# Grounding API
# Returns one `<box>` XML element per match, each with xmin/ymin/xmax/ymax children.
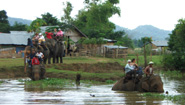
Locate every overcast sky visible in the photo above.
<box><xmin>1</xmin><ymin>0</ymin><xmax>185</xmax><ymax>30</ymax></box>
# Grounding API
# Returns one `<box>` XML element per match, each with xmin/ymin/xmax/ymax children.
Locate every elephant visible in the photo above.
<box><xmin>45</xmin><ymin>38</ymin><xmax>58</xmax><ymax>64</ymax></box>
<box><xmin>27</xmin><ymin>64</ymin><xmax>45</xmax><ymax>81</ymax></box>
<box><xmin>112</xmin><ymin>75</ymin><xmax>164</xmax><ymax>93</ymax></box>
<box><xmin>56</xmin><ymin>39</ymin><xmax>64</xmax><ymax>63</ymax></box>
<box><xmin>24</xmin><ymin>39</ymin><xmax>49</xmax><ymax>73</ymax></box>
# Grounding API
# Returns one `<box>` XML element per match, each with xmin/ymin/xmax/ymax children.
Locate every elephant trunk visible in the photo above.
<box><xmin>32</xmin><ymin>65</ymin><xmax>40</xmax><ymax>81</ymax></box>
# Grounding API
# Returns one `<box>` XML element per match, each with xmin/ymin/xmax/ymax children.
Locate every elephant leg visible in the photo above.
<box><xmin>53</xmin><ymin>56</ymin><xmax>56</xmax><ymax>63</ymax></box>
<box><xmin>56</xmin><ymin>56</ymin><xmax>59</xmax><ymax>63</ymax></box>
<box><xmin>60</xmin><ymin>54</ymin><xmax>63</xmax><ymax>63</ymax></box>
<box><xmin>48</xmin><ymin>55</ymin><xmax>51</xmax><ymax>64</ymax></box>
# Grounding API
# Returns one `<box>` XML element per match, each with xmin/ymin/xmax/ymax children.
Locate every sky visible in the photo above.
<box><xmin>1</xmin><ymin>0</ymin><xmax>185</xmax><ymax>31</ymax></box>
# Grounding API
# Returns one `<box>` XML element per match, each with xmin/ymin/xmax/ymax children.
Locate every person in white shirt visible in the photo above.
<box><xmin>36</xmin><ymin>51</ymin><xmax>44</xmax><ymax>63</ymax></box>
<box><xmin>38</xmin><ymin>33</ymin><xmax>45</xmax><ymax>44</ymax></box>
<box><xmin>125</xmin><ymin>59</ymin><xmax>134</xmax><ymax>74</ymax></box>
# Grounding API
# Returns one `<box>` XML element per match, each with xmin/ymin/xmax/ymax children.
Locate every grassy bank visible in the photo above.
<box><xmin>0</xmin><ymin>55</ymin><xmax>163</xmax><ymax>67</ymax></box>
<box><xmin>142</xmin><ymin>93</ymin><xmax>185</xmax><ymax>104</ymax></box>
<box><xmin>20</xmin><ymin>78</ymin><xmax>108</xmax><ymax>90</ymax></box>
<box><xmin>46</xmin><ymin>68</ymin><xmax>124</xmax><ymax>82</ymax></box>
<box><xmin>0</xmin><ymin>56</ymin><xmax>163</xmax><ymax>81</ymax></box>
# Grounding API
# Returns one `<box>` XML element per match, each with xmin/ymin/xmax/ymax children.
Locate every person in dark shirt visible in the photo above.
<box><xmin>27</xmin><ymin>50</ymin><xmax>36</xmax><ymax>67</ymax></box>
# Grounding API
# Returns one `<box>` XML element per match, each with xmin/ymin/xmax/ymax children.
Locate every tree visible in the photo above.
<box><xmin>0</xmin><ymin>10</ymin><xmax>10</xmax><ymax>33</ymax></box>
<box><xmin>167</xmin><ymin>19</ymin><xmax>185</xmax><ymax>71</ymax></box>
<box><xmin>10</xmin><ymin>22</ymin><xmax>27</xmax><ymax>31</ymax></box>
<box><xmin>27</xmin><ymin>18</ymin><xmax>47</xmax><ymax>33</ymax></box>
<box><xmin>74</xmin><ymin>0</ymin><xmax>120</xmax><ymax>38</ymax></box>
<box><xmin>61</xmin><ymin>1</ymin><xmax>73</xmax><ymax>24</ymax></box>
<box><xmin>41</xmin><ymin>12</ymin><xmax>59</xmax><ymax>26</ymax></box>
<box><xmin>141</xmin><ymin>37</ymin><xmax>152</xmax><ymax>67</ymax></box>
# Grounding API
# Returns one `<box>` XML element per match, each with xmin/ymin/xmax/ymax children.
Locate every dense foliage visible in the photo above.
<box><xmin>163</xmin><ymin>19</ymin><xmax>185</xmax><ymax>71</ymax></box>
<box><xmin>41</xmin><ymin>12</ymin><xmax>59</xmax><ymax>26</ymax></box>
<box><xmin>0</xmin><ymin>10</ymin><xmax>10</xmax><ymax>33</ymax></box>
<box><xmin>10</xmin><ymin>22</ymin><xmax>27</xmax><ymax>31</ymax></box>
<box><xmin>74</xmin><ymin>0</ymin><xmax>120</xmax><ymax>38</ymax></box>
<box><xmin>27</xmin><ymin>18</ymin><xmax>47</xmax><ymax>33</ymax></box>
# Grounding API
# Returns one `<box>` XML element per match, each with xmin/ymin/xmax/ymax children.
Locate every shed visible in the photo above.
<box><xmin>104</xmin><ymin>45</ymin><xmax>128</xmax><ymax>58</ymax></box>
<box><xmin>0</xmin><ymin>33</ymin><xmax>31</xmax><ymax>53</ymax></box>
<box><xmin>64</xmin><ymin>25</ymin><xmax>88</xmax><ymax>42</ymax></box>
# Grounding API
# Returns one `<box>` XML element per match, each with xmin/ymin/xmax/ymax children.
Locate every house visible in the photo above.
<box><xmin>103</xmin><ymin>38</ymin><xmax>117</xmax><ymax>46</ymax></box>
<box><xmin>104</xmin><ymin>45</ymin><xmax>128</xmax><ymax>58</ymax></box>
<box><xmin>151</xmin><ymin>40</ymin><xmax>168</xmax><ymax>52</ymax></box>
<box><xmin>64</xmin><ymin>25</ymin><xmax>88</xmax><ymax>42</ymax></box>
<box><xmin>0</xmin><ymin>32</ymin><xmax>31</xmax><ymax>56</ymax></box>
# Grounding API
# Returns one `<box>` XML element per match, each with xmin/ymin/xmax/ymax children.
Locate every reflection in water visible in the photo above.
<box><xmin>0</xmin><ymin>73</ymin><xmax>184</xmax><ymax>105</ymax></box>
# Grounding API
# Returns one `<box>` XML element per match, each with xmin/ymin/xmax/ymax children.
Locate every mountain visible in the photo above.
<box><xmin>8</xmin><ymin>17</ymin><xmax>32</xmax><ymax>26</ymax></box>
<box><xmin>115</xmin><ymin>25</ymin><xmax>172</xmax><ymax>40</ymax></box>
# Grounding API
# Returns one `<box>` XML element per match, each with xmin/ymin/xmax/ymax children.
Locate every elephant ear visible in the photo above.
<box><xmin>142</xmin><ymin>82</ymin><xmax>149</xmax><ymax>91</ymax></box>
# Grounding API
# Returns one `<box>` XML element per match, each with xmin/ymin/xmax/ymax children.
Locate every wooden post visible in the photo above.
<box><xmin>144</xmin><ymin>44</ymin><xmax>147</xmax><ymax>68</ymax></box>
<box><xmin>136</xmin><ymin>54</ymin><xmax>139</xmax><ymax>64</ymax></box>
<box><xmin>150</xmin><ymin>43</ymin><xmax>152</xmax><ymax>61</ymax></box>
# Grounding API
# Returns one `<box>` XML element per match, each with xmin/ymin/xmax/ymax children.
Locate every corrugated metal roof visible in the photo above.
<box><xmin>152</xmin><ymin>41</ymin><xmax>168</xmax><ymax>47</ymax></box>
<box><xmin>104</xmin><ymin>45</ymin><xmax>128</xmax><ymax>49</ymax></box>
<box><xmin>103</xmin><ymin>38</ymin><xmax>117</xmax><ymax>42</ymax></box>
<box><xmin>0</xmin><ymin>33</ymin><xmax>31</xmax><ymax>46</ymax></box>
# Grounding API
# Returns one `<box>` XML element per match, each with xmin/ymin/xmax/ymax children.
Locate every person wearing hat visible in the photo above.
<box><xmin>144</xmin><ymin>61</ymin><xmax>154</xmax><ymax>77</ymax></box>
<box><xmin>38</xmin><ymin>33</ymin><xmax>45</xmax><ymax>44</ymax></box>
<box><xmin>56</xmin><ymin>28</ymin><xmax>63</xmax><ymax>37</ymax></box>
<box><xmin>125</xmin><ymin>59</ymin><xmax>134</xmax><ymax>74</ymax></box>
<box><xmin>32</xmin><ymin>53</ymin><xmax>40</xmax><ymax>65</ymax></box>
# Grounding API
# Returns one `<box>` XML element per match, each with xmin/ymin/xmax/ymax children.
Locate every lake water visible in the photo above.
<box><xmin>0</xmin><ymin>73</ymin><xmax>184</xmax><ymax>105</ymax></box>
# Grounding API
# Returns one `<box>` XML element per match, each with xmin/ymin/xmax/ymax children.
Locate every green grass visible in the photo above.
<box><xmin>160</xmin><ymin>70</ymin><xmax>183</xmax><ymax>78</ymax></box>
<box><xmin>47</xmin><ymin>68</ymin><xmax>125</xmax><ymax>80</ymax></box>
<box><xmin>0</xmin><ymin>81</ymin><xmax>3</xmax><ymax>85</ymax></box>
<box><xmin>24</xmin><ymin>78</ymin><xmax>73</xmax><ymax>88</ymax></box>
<box><xmin>0</xmin><ymin>55</ymin><xmax>163</xmax><ymax>67</ymax></box>
<box><xmin>0</xmin><ymin>58</ymin><xmax>24</xmax><ymax>68</ymax></box>
<box><xmin>142</xmin><ymin>93</ymin><xmax>185</xmax><ymax>104</ymax></box>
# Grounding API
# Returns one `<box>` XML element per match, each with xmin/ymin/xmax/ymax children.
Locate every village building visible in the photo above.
<box><xmin>0</xmin><ymin>31</ymin><xmax>32</xmax><ymax>58</ymax></box>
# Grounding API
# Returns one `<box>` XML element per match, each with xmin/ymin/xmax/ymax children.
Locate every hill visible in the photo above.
<box><xmin>115</xmin><ymin>25</ymin><xmax>172</xmax><ymax>40</ymax></box>
<box><xmin>8</xmin><ymin>17</ymin><xmax>32</xmax><ymax>26</ymax></box>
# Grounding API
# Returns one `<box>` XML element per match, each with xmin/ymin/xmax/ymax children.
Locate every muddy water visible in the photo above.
<box><xmin>0</xmin><ymin>75</ymin><xmax>184</xmax><ymax>105</ymax></box>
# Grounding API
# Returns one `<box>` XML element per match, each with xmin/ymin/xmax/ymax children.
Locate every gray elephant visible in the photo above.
<box><xmin>27</xmin><ymin>64</ymin><xmax>45</xmax><ymax>81</ymax></box>
<box><xmin>56</xmin><ymin>39</ymin><xmax>64</xmax><ymax>63</ymax></box>
<box><xmin>45</xmin><ymin>38</ymin><xmax>58</xmax><ymax>64</ymax></box>
<box><xmin>112</xmin><ymin>75</ymin><xmax>164</xmax><ymax>93</ymax></box>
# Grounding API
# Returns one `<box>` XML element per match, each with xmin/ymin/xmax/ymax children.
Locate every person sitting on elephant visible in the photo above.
<box><xmin>125</xmin><ymin>59</ymin><xmax>134</xmax><ymax>74</ymax></box>
<box><xmin>36</xmin><ymin>51</ymin><xmax>44</xmax><ymax>64</ymax></box>
<box><xmin>38</xmin><ymin>33</ymin><xmax>45</xmax><ymax>44</ymax></box>
<box><xmin>27</xmin><ymin>50</ymin><xmax>36</xmax><ymax>67</ymax></box>
<box><xmin>27</xmin><ymin>38</ymin><xmax>33</xmax><ymax>48</ymax></box>
<box><xmin>45</xmin><ymin>32</ymin><xmax>53</xmax><ymax>39</ymax></box>
<box><xmin>56</xmin><ymin>28</ymin><xmax>63</xmax><ymax>37</ymax></box>
<box><xmin>33</xmin><ymin>33</ymin><xmax>39</xmax><ymax>40</ymax></box>
<box><xmin>130</xmin><ymin>58</ymin><xmax>143</xmax><ymax>76</ymax></box>
<box><xmin>32</xmin><ymin>54</ymin><xmax>40</xmax><ymax>65</ymax></box>
<box><xmin>144</xmin><ymin>61</ymin><xmax>154</xmax><ymax>77</ymax></box>
<box><xmin>124</xmin><ymin>59</ymin><xmax>135</xmax><ymax>83</ymax></box>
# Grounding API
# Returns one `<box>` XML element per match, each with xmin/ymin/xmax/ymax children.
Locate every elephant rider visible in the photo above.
<box><xmin>27</xmin><ymin>50</ymin><xmax>36</xmax><ymax>67</ymax></box>
<box><xmin>36</xmin><ymin>50</ymin><xmax>44</xmax><ymax>64</ymax></box>
<box><xmin>32</xmin><ymin>54</ymin><xmax>40</xmax><ymax>65</ymax></box>
<box><xmin>130</xmin><ymin>58</ymin><xmax>143</xmax><ymax>77</ymax></box>
<box><xmin>56</xmin><ymin>28</ymin><xmax>63</xmax><ymax>37</ymax></box>
<box><xmin>144</xmin><ymin>61</ymin><xmax>154</xmax><ymax>77</ymax></box>
<box><xmin>38</xmin><ymin>33</ymin><xmax>45</xmax><ymax>44</ymax></box>
<box><xmin>124</xmin><ymin>59</ymin><xmax>135</xmax><ymax>83</ymax></box>
<box><xmin>125</xmin><ymin>59</ymin><xmax>134</xmax><ymax>74</ymax></box>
